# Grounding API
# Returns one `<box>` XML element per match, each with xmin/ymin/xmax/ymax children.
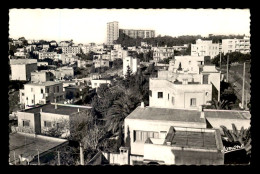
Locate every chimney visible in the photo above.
<box><xmin>140</xmin><ymin>102</ymin><xmax>145</xmax><ymax>108</ymax></box>
<box><xmin>199</xmin><ymin>106</ymin><xmax>205</xmax><ymax>118</ymax></box>
<box><xmin>166</xmin><ymin>141</ymin><xmax>171</xmax><ymax>146</ymax></box>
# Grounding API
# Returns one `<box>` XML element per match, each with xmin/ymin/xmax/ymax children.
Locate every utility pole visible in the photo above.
<box><xmin>79</xmin><ymin>142</ymin><xmax>84</xmax><ymax>165</ymax></box>
<box><xmin>245</xmin><ymin>90</ymin><xmax>248</xmax><ymax>110</ymax></box>
<box><xmin>14</xmin><ymin>151</ymin><xmax>16</xmax><ymax>165</ymax></box>
<box><xmin>57</xmin><ymin>151</ymin><xmax>61</xmax><ymax>165</ymax></box>
<box><xmin>226</xmin><ymin>55</ymin><xmax>229</xmax><ymax>82</ymax></box>
<box><xmin>37</xmin><ymin>149</ymin><xmax>40</xmax><ymax>165</ymax></box>
<box><xmin>242</xmin><ymin>62</ymin><xmax>246</xmax><ymax>109</ymax></box>
<box><xmin>219</xmin><ymin>52</ymin><xmax>222</xmax><ymax>70</ymax></box>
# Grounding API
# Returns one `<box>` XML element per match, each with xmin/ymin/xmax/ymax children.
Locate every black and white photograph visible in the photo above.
<box><xmin>8</xmin><ymin>8</ymin><xmax>251</xmax><ymax>165</ymax></box>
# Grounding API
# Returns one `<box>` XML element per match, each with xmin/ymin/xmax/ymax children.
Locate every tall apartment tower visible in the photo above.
<box><xmin>107</xmin><ymin>21</ymin><xmax>119</xmax><ymax>45</ymax></box>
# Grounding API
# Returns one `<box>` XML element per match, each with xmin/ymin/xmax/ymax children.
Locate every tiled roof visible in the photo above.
<box><xmin>126</xmin><ymin>106</ymin><xmax>205</xmax><ymax>123</ymax></box>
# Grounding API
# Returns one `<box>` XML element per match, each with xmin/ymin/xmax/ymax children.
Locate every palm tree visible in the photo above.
<box><xmin>209</xmin><ymin>98</ymin><xmax>234</xmax><ymax>110</ymax></box>
<box><xmin>220</xmin><ymin>124</ymin><xmax>251</xmax><ymax>156</ymax></box>
<box><xmin>104</xmin><ymin>91</ymin><xmax>139</xmax><ymax>136</ymax></box>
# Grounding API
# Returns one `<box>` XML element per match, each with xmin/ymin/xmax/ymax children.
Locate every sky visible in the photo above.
<box><xmin>9</xmin><ymin>9</ymin><xmax>250</xmax><ymax>45</ymax></box>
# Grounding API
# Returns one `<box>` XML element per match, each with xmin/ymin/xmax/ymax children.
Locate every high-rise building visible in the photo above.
<box><xmin>107</xmin><ymin>21</ymin><xmax>119</xmax><ymax>45</ymax></box>
<box><xmin>119</xmin><ymin>29</ymin><xmax>155</xmax><ymax>39</ymax></box>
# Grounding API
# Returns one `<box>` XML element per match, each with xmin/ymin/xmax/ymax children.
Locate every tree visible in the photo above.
<box><xmin>104</xmin><ymin>91</ymin><xmax>140</xmax><ymax>136</ymax></box>
<box><xmin>220</xmin><ymin>124</ymin><xmax>251</xmax><ymax>157</ymax></box>
<box><xmin>207</xmin><ymin>98</ymin><xmax>234</xmax><ymax>110</ymax></box>
<box><xmin>82</xmin><ymin>123</ymin><xmax>105</xmax><ymax>150</ymax></box>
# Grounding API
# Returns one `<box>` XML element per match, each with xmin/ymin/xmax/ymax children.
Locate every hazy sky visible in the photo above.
<box><xmin>9</xmin><ymin>9</ymin><xmax>250</xmax><ymax>44</ymax></box>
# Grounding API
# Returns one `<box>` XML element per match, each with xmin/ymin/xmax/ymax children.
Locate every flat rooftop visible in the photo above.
<box><xmin>22</xmin><ymin>103</ymin><xmax>91</xmax><ymax>115</ymax></box>
<box><xmin>168</xmin><ymin>130</ymin><xmax>217</xmax><ymax>150</ymax></box>
<box><xmin>10</xmin><ymin>59</ymin><xmax>37</xmax><ymax>65</ymax></box>
<box><xmin>147</xmin><ymin>126</ymin><xmax>221</xmax><ymax>150</ymax></box>
<box><xmin>24</xmin><ymin>81</ymin><xmax>62</xmax><ymax>86</ymax></box>
<box><xmin>126</xmin><ymin>106</ymin><xmax>205</xmax><ymax>124</ymax></box>
<box><xmin>9</xmin><ymin>132</ymin><xmax>68</xmax><ymax>164</ymax></box>
<box><xmin>204</xmin><ymin>109</ymin><xmax>251</xmax><ymax>120</ymax></box>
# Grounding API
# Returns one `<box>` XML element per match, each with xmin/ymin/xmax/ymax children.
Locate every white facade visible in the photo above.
<box><xmin>39</xmin><ymin>52</ymin><xmax>57</xmax><ymax>60</ymax></box>
<box><xmin>60</xmin><ymin>46</ymin><xmax>81</xmax><ymax>55</ymax></box>
<box><xmin>149</xmin><ymin>56</ymin><xmax>221</xmax><ymax>109</ymax></box>
<box><xmin>120</xmin><ymin>29</ymin><xmax>155</xmax><ymax>39</ymax></box>
<box><xmin>111</xmin><ymin>49</ymin><xmax>127</xmax><ymax>61</ymax></box>
<box><xmin>123</xmin><ymin>56</ymin><xmax>140</xmax><ymax>76</ymax></box>
<box><xmin>10</xmin><ymin>59</ymin><xmax>37</xmax><ymax>81</ymax></box>
<box><xmin>94</xmin><ymin>59</ymin><xmax>110</xmax><ymax>68</ymax></box>
<box><xmin>221</xmin><ymin>36</ymin><xmax>250</xmax><ymax>55</ymax></box>
<box><xmin>152</xmin><ymin>47</ymin><xmax>174</xmax><ymax>62</ymax></box>
<box><xmin>107</xmin><ymin>21</ymin><xmax>119</xmax><ymax>45</ymax></box>
<box><xmin>19</xmin><ymin>81</ymin><xmax>64</xmax><ymax>108</ymax></box>
<box><xmin>31</xmin><ymin>71</ymin><xmax>54</xmax><ymax>83</ymax></box>
<box><xmin>91</xmin><ymin>79</ymin><xmax>112</xmax><ymax>89</ymax></box>
<box><xmin>191</xmin><ymin>39</ymin><xmax>220</xmax><ymax>59</ymax></box>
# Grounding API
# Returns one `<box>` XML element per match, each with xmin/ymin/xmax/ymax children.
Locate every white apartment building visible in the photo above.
<box><xmin>111</xmin><ymin>49</ymin><xmax>128</xmax><ymax>61</ymax></box>
<box><xmin>38</xmin><ymin>52</ymin><xmax>57</xmax><ymax>60</ymax></box>
<box><xmin>152</xmin><ymin>47</ymin><xmax>175</xmax><ymax>62</ymax></box>
<box><xmin>107</xmin><ymin>21</ymin><xmax>119</xmax><ymax>45</ymax></box>
<box><xmin>31</xmin><ymin>71</ymin><xmax>55</xmax><ymax>83</ymax></box>
<box><xmin>91</xmin><ymin>78</ymin><xmax>112</xmax><ymax>89</ymax></box>
<box><xmin>149</xmin><ymin>56</ymin><xmax>221</xmax><ymax>109</ymax></box>
<box><xmin>191</xmin><ymin>39</ymin><xmax>220</xmax><ymax>59</ymax></box>
<box><xmin>10</xmin><ymin>59</ymin><xmax>37</xmax><ymax>81</ymax></box>
<box><xmin>19</xmin><ymin>81</ymin><xmax>64</xmax><ymax>109</ymax></box>
<box><xmin>123</xmin><ymin>56</ymin><xmax>140</xmax><ymax>76</ymax></box>
<box><xmin>119</xmin><ymin>29</ymin><xmax>155</xmax><ymax>39</ymax></box>
<box><xmin>60</xmin><ymin>46</ymin><xmax>81</xmax><ymax>55</ymax></box>
<box><xmin>93</xmin><ymin>59</ymin><xmax>110</xmax><ymax>68</ymax></box>
<box><xmin>221</xmin><ymin>36</ymin><xmax>250</xmax><ymax>55</ymax></box>
<box><xmin>55</xmin><ymin>66</ymin><xmax>74</xmax><ymax>79</ymax></box>
<box><xmin>123</xmin><ymin>105</ymin><xmax>225</xmax><ymax>165</ymax></box>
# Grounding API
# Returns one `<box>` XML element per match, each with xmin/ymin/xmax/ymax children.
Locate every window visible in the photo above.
<box><xmin>56</xmin><ymin>86</ymin><xmax>59</xmax><ymax>93</ymax></box>
<box><xmin>44</xmin><ymin>121</ymin><xmax>52</xmax><ymax>128</ymax></box>
<box><xmin>158</xmin><ymin>92</ymin><xmax>163</xmax><ymax>98</ymax></box>
<box><xmin>31</xmin><ymin>88</ymin><xmax>33</xmax><ymax>92</ymax></box>
<box><xmin>41</xmin><ymin>89</ymin><xmax>43</xmax><ymax>94</ymax></box>
<box><xmin>21</xmin><ymin>93</ymin><xmax>24</xmax><ymax>96</ymax></box>
<box><xmin>32</xmin><ymin>100</ymin><xmax>34</xmax><ymax>104</ymax></box>
<box><xmin>190</xmin><ymin>98</ymin><xmax>196</xmax><ymax>106</ymax></box>
<box><xmin>168</xmin><ymin>93</ymin><xmax>169</xmax><ymax>100</ymax></box>
<box><xmin>23</xmin><ymin>120</ymin><xmax>30</xmax><ymax>127</ymax></box>
<box><xmin>172</xmin><ymin>97</ymin><xmax>175</xmax><ymax>105</ymax></box>
<box><xmin>149</xmin><ymin>90</ymin><xmax>152</xmax><ymax>97</ymax></box>
<box><xmin>53</xmin><ymin>87</ymin><xmax>55</xmax><ymax>93</ymax></box>
<box><xmin>46</xmin><ymin>87</ymin><xmax>49</xmax><ymax>93</ymax></box>
<box><xmin>134</xmin><ymin>130</ymin><xmax>159</xmax><ymax>142</ymax></box>
<box><xmin>203</xmin><ymin>75</ymin><xmax>209</xmax><ymax>84</ymax></box>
